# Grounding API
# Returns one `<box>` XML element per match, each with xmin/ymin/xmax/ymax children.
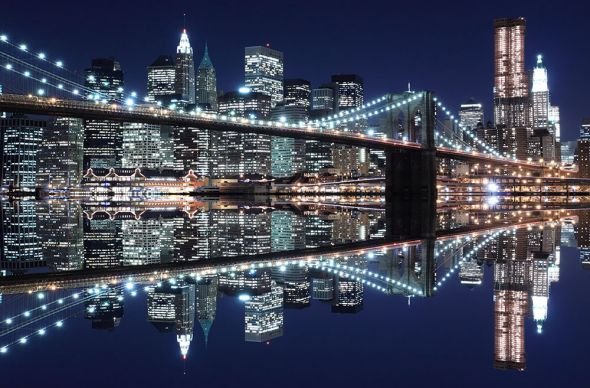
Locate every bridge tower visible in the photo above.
<box><xmin>385</xmin><ymin>90</ymin><xmax>436</xmax><ymax>241</ymax></box>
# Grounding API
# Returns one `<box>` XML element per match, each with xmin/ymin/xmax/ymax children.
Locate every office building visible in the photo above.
<box><xmin>244</xmin><ymin>282</ymin><xmax>284</xmax><ymax>342</ymax></box>
<box><xmin>196</xmin><ymin>277</ymin><xmax>218</xmax><ymax>345</ymax></box>
<box><xmin>0</xmin><ymin>201</ymin><xmax>44</xmax><ymax>275</ymax></box>
<box><xmin>121</xmin><ymin>122</ymin><xmax>162</xmax><ymax>169</ymax></box>
<box><xmin>37</xmin><ymin>117</ymin><xmax>84</xmax><ymax>189</ymax></box>
<box><xmin>84</xmin><ymin>286</ymin><xmax>124</xmax><ymax>330</ymax></box>
<box><xmin>196</xmin><ymin>43</ymin><xmax>218</xmax><ymax>111</ymax></box>
<box><xmin>83</xmin><ymin>58</ymin><xmax>124</xmax><ymax>169</ymax></box>
<box><xmin>332</xmin><ymin>276</ymin><xmax>363</xmax><ymax>313</ymax></box>
<box><xmin>174</xmin><ymin>29</ymin><xmax>196</xmax><ymax>105</ymax></box>
<box><xmin>284</xmin><ymin>79</ymin><xmax>311</xmax><ymax>109</ymax></box>
<box><xmin>245</xmin><ymin>45</ymin><xmax>284</xmax><ymax>107</ymax></box>
<box><xmin>332</xmin><ymin>74</ymin><xmax>364</xmax><ymax>113</ymax></box>
<box><xmin>459</xmin><ymin>100</ymin><xmax>484</xmax><ymax>131</ymax></box>
<box><xmin>147</xmin><ymin>55</ymin><xmax>176</xmax><ymax>103</ymax></box>
<box><xmin>494</xmin><ymin>18</ymin><xmax>529</xmax><ymax>128</ymax></box>
<box><xmin>531</xmin><ymin>55</ymin><xmax>549</xmax><ymax>129</ymax></box>
<box><xmin>1</xmin><ymin>114</ymin><xmax>45</xmax><ymax>192</ymax></box>
<box><xmin>578</xmin><ymin>120</ymin><xmax>590</xmax><ymax>178</ymax></box>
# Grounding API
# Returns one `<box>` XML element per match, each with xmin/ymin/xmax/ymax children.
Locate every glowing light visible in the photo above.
<box><xmin>238</xmin><ymin>294</ymin><xmax>251</xmax><ymax>301</ymax></box>
<box><xmin>37</xmin><ymin>89</ymin><xmax>45</xmax><ymax>96</ymax></box>
<box><xmin>38</xmin><ymin>52</ymin><xmax>46</xmax><ymax>59</ymax></box>
<box><xmin>24</xmin><ymin>71</ymin><xmax>30</xmax><ymax>77</ymax></box>
<box><xmin>37</xmin><ymin>292</ymin><xmax>45</xmax><ymax>299</ymax></box>
<box><xmin>19</xmin><ymin>338</ymin><xmax>27</xmax><ymax>344</ymax></box>
<box><xmin>55</xmin><ymin>321</ymin><xmax>63</xmax><ymax>327</ymax></box>
<box><xmin>238</xmin><ymin>86</ymin><xmax>251</xmax><ymax>94</ymax></box>
<box><xmin>0</xmin><ymin>347</ymin><xmax>6</xmax><ymax>354</ymax></box>
<box><xmin>56</xmin><ymin>60</ymin><xmax>63</xmax><ymax>68</ymax></box>
<box><xmin>5</xmin><ymin>318</ymin><xmax>12</xmax><ymax>325</ymax></box>
<box><xmin>38</xmin><ymin>328</ymin><xmax>46</xmax><ymax>336</ymax></box>
<box><xmin>0</xmin><ymin>35</ymin><xmax>7</xmax><ymax>42</ymax></box>
<box><xmin>5</xmin><ymin>63</ymin><xmax>12</xmax><ymax>70</ymax></box>
<box><xmin>19</xmin><ymin>44</ymin><xmax>27</xmax><ymax>51</ymax></box>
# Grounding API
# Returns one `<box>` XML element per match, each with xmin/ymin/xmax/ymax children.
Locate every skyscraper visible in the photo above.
<box><xmin>121</xmin><ymin>122</ymin><xmax>162</xmax><ymax>169</ymax></box>
<box><xmin>147</xmin><ymin>55</ymin><xmax>176</xmax><ymax>103</ymax></box>
<box><xmin>459</xmin><ymin>100</ymin><xmax>484</xmax><ymax>130</ymax></box>
<box><xmin>37</xmin><ymin>117</ymin><xmax>84</xmax><ymax>189</ymax></box>
<box><xmin>244</xmin><ymin>282</ymin><xmax>284</xmax><ymax>342</ymax></box>
<box><xmin>577</xmin><ymin>119</ymin><xmax>590</xmax><ymax>178</ymax></box>
<box><xmin>1</xmin><ymin>114</ymin><xmax>45</xmax><ymax>192</ymax></box>
<box><xmin>332</xmin><ymin>74</ymin><xmax>364</xmax><ymax>113</ymax></box>
<box><xmin>83</xmin><ymin>58</ymin><xmax>124</xmax><ymax>169</ymax></box>
<box><xmin>245</xmin><ymin>45</ymin><xmax>284</xmax><ymax>107</ymax></box>
<box><xmin>284</xmin><ymin>79</ymin><xmax>311</xmax><ymax>109</ymax></box>
<box><xmin>174</xmin><ymin>29</ymin><xmax>196</xmax><ymax>105</ymax></box>
<box><xmin>196</xmin><ymin>43</ymin><xmax>218</xmax><ymax>111</ymax></box>
<box><xmin>196</xmin><ymin>277</ymin><xmax>218</xmax><ymax>346</ymax></box>
<box><xmin>494</xmin><ymin>17</ymin><xmax>529</xmax><ymax>128</ymax></box>
<box><xmin>531</xmin><ymin>55</ymin><xmax>549</xmax><ymax>129</ymax></box>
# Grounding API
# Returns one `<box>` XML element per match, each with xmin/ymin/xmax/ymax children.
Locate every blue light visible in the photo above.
<box><xmin>125</xmin><ymin>98</ymin><xmax>134</xmax><ymax>106</ymax></box>
<box><xmin>0</xmin><ymin>35</ymin><xmax>7</xmax><ymax>42</ymax></box>
<box><xmin>38</xmin><ymin>52</ymin><xmax>45</xmax><ymax>59</ymax></box>
<box><xmin>238</xmin><ymin>86</ymin><xmax>251</xmax><ymax>94</ymax></box>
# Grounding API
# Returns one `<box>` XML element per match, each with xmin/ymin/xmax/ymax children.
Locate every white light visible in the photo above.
<box><xmin>0</xmin><ymin>35</ymin><xmax>7</xmax><ymax>42</ymax></box>
<box><xmin>125</xmin><ymin>98</ymin><xmax>134</xmax><ymax>106</ymax></box>
<box><xmin>24</xmin><ymin>71</ymin><xmax>30</xmax><ymax>77</ymax></box>
<box><xmin>5</xmin><ymin>63</ymin><xmax>12</xmax><ymax>70</ymax></box>
<box><xmin>0</xmin><ymin>347</ymin><xmax>6</xmax><ymax>354</ymax></box>
<box><xmin>56</xmin><ymin>321</ymin><xmax>63</xmax><ymax>327</ymax></box>
<box><xmin>38</xmin><ymin>53</ymin><xmax>46</xmax><ymax>60</ymax></box>
<box><xmin>56</xmin><ymin>61</ymin><xmax>63</xmax><ymax>68</ymax></box>
<box><xmin>72</xmin><ymin>89</ymin><xmax>79</xmax><ymax>95</ymax></box>
<box><xmin>24</xmin><ymin>311</ymin><xmax>30</xmax><ymax>317</ymax></box>
<box><xmin>125</xmin><ymin>282</ymin><xmax>134</xmax><ymax>290</ymax></box>
<box><xmin>19</xmin><ymin>338</ymin><xmax>27</xmax><ymax>344</ymax></box>
<box><xmin>37</xmin><ymin>292</ymin><xmax>45</xmax><ymax>299</ymax></box>
<box><xmin>58</xmin><ymin>84</ymin><xmax>63</xmax><ymax>89</ymax></box>
<box><xmin>38</xmin><ymin>328</ymin><xmax>46</xmax><ymax>336</ymax></box>
<box><xmin>238</xmin><ymin>294</ymin><xmax>251</xmax><ymax>301</ymax></box>
<box><xmin>131</xmin><ymin>291</ymin><xmax>137</xmax><ymax>297</ymax></box>
<box><xmin>37</xmin><ymin>89</ymin><xmax>45</xmax><ymax>96</ymax></box>
<box><xmin>73</xmin><ymin>293</ymin><xmax>79</xmax><ymax>299</ymax></box>
<box><xmin>19</xmin><ymin>44</ymin><xmax>27</xmax><ymax>51</ymax></box>
<box><xmin>5</xmin><ymin>318</ymin><xmax>12</xmax><ymax>325</ymax></box>
<box><xmin>130</xmin><ymin>91</ymin><xmax>137</xmax><ymax>98</ymax></box>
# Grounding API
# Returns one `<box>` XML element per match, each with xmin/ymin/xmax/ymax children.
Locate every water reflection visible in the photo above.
<box><xmin>0</xmin><ymin>199</ymin><xmax>589</xmax><ymax>379</ymax></box>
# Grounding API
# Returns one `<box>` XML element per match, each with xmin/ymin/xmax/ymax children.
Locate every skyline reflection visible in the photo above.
<box><xmin>0</xmin><ymin>200</ymin><xmax>589</xmax><ymax>381</ymax></box>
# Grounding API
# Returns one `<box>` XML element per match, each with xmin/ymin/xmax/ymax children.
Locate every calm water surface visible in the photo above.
<box><xmin>0</xmin><ymin>198</ymin><xmax>588</xmax><ymax>387</ymax></box>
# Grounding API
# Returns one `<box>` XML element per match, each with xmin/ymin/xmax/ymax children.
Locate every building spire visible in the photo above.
<box><xmin>198</xmin><ymin>42</ymin><xmax>214</xmax><ymax>69</ymax></box>
<box><xmin>177</xmin><ymin>28</ymin><xmax>193</xmax><ymax>55</ymax></box>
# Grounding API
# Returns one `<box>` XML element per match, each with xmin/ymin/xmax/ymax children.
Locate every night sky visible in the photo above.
<box><xmin>1</xmin><ymin>0</ymin><xmax>589</xmax><ymax>140</ymax></box>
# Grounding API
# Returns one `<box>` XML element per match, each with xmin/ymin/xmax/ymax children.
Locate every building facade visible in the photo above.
<box><xmin>196</xmin><ymin>43</ymin><xmax>218</xmax><ymax>111</ymax></box>
<box><xmin>245</xmin><ymin>45</ymin><xmax>284</xmax><ymax>107</ymax></box>
<box><xmin>174</xmin><ymin>29</ymin><xmax>196</xmax><ymax>105</ymax></box>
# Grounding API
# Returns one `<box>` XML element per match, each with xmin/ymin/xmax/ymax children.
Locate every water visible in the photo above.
<box><xmin>0</xmin><ymin>198</ymin><xmax>589</xmax><ymax>387</ymax></box>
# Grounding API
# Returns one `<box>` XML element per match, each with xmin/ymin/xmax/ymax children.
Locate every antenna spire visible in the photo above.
<box><xmin>183</xmin><ymin>13</ymin><xmax>186</xmax><ymax>29</ymax></box>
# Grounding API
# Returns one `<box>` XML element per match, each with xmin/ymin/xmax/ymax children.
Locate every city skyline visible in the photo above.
<box><xmin>1</xmin><ymin>1</ymin><xmax>588</xmax><ymax>140</ymax></box>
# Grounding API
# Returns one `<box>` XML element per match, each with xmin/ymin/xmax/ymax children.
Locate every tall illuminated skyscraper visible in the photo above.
<box><xmin>147</xmin><ymin>55</ymin><xmax>176</xmax><ymax>103</ymax></box>
<box><xmin>332</xmin><ymin>74</ymin><xmax>364</xmax><ymax>112</ymax></box>
<box><xmin>1</xmin><ymin>114</ymin><xmax>45</xmax><ymax>192</ymax></box>
<box><xmin>37</xmin><ymin>117</ymin><xmax>84</xmax><ymax>189</ymax></box>
<box><xmin>83</xmin><ymin>58</ymin><xmax>124</xmax><ymax>169</ymax></box>
<box><xmin>244</xmin><ymin>282</ymin><xmax>284</xmax><ymax>342</ymax></box>
<box><xmin>459</xmin><ymin>100</ymin><xmax>484</xmax><ymax>130</ymax></box>
<box><xmin>196</xmin><ymin>277</ymin><xmax>218</xmax><ymax>346</ymax></box>
<box><xmin>245</xmin><ymin>45</ymin><xmax>284</xmax><ymax>107</ymax></box>
<box><xmin>494</xmin><ymin>18</ymin><xmax>529</xmax><ymax>128</ymax></box>
<box><xmin>531</xmin><ymin>55</ymin><xmax>549</xmax><ymax>129</ymax></box>
<box><xmin>196</xmin><ymin>43</ymin><xmax>218</xmax><ymax>111</ymax></box>
<box><xmin>174</xmin><ymin>29</ymin><xmax>196</xmax><ymax>105</ymax></box>
<box><xmin>121</xmin><ymin>122</ymin><xmax>162</xmax><ymax>169</ymax></box>
<box><xmin>578</xmin><ymin>120</ymin><xmax>590</xmax><ymax>178</ymax></box>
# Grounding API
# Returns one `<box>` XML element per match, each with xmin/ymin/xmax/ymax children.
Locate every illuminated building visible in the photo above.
<box><xmin>121</xmin><ymin>219</ymin><xmax>164</xmax><ymax>266</ymax></box>
<box><xmin>284</xmin><ymin>79</ymin><xmax>311</xmax><ymax>109</ymax></box>
<box><xmin>271</xmin><ymin>211</ymin><xmax>305</xmax><ymax>252</ymax></box>
<box><xmin>494</xmin><ymin>17</ymin><xmax>529</xmax><ymax>128</ymax></box>
<box><xmin>493</xmin><ymin>231</ymin><xmax>530</xmax><ymax>371</ymax></box>
<box><xmin>531</xmin><ymin>253</ymin><xmax>549</xmax><ymax>333</ymax></box>
<box><xmin>83</xmin><ymin>216</ymin><xmax>122</xmax><ymax>269</ymax></box>
<box><xmin>578</xmin><ymin>119</ymin><xmax>590</xmax><ymax>178</ymax></box>
<box><xmin>37</xmin><ymin>117</ymin><xmax>84</xmax><ymax>189</ymax></box>
<box><xmin>459</xmin><ymin>99</ymin><xmax>484</xmax><ymax>143</ymax></box>
<box><xmin>147</xmin><ymin>55</ymin><xmax>176</xmax><ymax>102</ymax></box>
<box><xmin>196</xmin><ymin>43</ymin><xmax>218</xmax><ymax>111</ymax></box>
<box><xmin>174</xmin><ymin>29</ymin><xmax>196</xmax><ymax>105</ymax></box>
<box><xmin>311</xmin><ymin>273</ymin><xmax>335</xmax><ymax>300</ymax></box>
<box><xmin>282</xmin><ymin>266</ymin><xmax>311</xmax><ymax>307</ymax></box>
<box><xmin>270</xmin><ymin>105</ymin><xmax>307</xmax><ymax>177</ymax></box>
<box><xmin>175</xmin><ymin>283</ymin><xmax>196</xmax><ymax>359</ymax></box>
<box><xmin>121</xmin><ymin>122</ymin><xmax>162</xmax><ymax>169</ymax></box>
<box><xmin>332</xmin><ymin>74</ymin><xmax>364</xmax><ymax>112</ymax></box>
<box><xmin>459</xmin><ymin>259</ymin><xmax>483</xmax><ymax>286</ymax></box>
<box><xmin>84</xmin><ymin>286</ymin><xmax>124</xmax><ymax>330</ymax></box>
<box><xmin>312</xmin><ymin>85</ymin><xmax>336</xmax><ymax>113</ymax></box>
<box><xmin>37</xmin><ymin>201</ymin><xmax>84</xmax><ymax>271</ymax></box>
<box><xmin>244</xmin><ymin>281</ymin><xmax>284</xmax><ymax>342</ymax></box>
<box><xmin>83</xmin><ymin>58</ymin><xmax>124</xmax><ymax>169</ymax></box>
<box><xmin>0</xmin><ymin>201</ymin><xmax>44</xmax><ymax>275</ymax></box>
<box><xmin>219</xmin><ymin>269</ymin><xmax>272</xmax><ymax>295</ymax></box>
<box><xmin>196</xmin><ymin>277</ymin><xmax>218</xmax><ymax>346</ymax></box>
<box><xmin>549</xmin><ymin>105</ymin><xmax>561</xmax><ymax>143</ymax></box>
<box><xmin>174</xmin><ymin>125</ymin><xmax>210</xmax><ymax>173</ymax></box>
<box><xmin>332</xmin><ymin>276</ymin><xmax>363</xmax><ymax>313</ymax></box>
<box><xmin>1</xmin><ymin>114</ymin><xmax>45</xmax><ymax>192</ymax></box>
<box><xmin>245</xmin><ymin>45</ymin><xmax>284</xmax><ymax>107</ymax></box>
<box><xmin>531</xmin><ymin>55</ymin><xmax>549</xmax><ymax>129</ymax></box>
<box><xmin>216</xmin><ymin>90</ymin><xmax>272</xmax><ymax>177</ymax></box>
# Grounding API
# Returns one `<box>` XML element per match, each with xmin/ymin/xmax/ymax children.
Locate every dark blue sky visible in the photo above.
<box><xmin>1</xmin><ymin>0</ymin><xmax>588</xmax><ymax>140</ymax></box>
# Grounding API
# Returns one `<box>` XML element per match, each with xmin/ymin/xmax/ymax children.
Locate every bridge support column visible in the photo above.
<box><xmin>385</xmin><ymin>148</ymin><xmax>437</xmax><ymax>240</ymax></box>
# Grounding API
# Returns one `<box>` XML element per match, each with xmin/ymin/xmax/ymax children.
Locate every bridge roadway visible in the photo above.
<box><xmin>0</xmin><ymin>94</ymin><xmax>547</xmax><ymax>171</ymax></box>
<box><xmin>0</xmin><ymin>216</ymin><xmax>556</xmax><ymax>295</ymax></box>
